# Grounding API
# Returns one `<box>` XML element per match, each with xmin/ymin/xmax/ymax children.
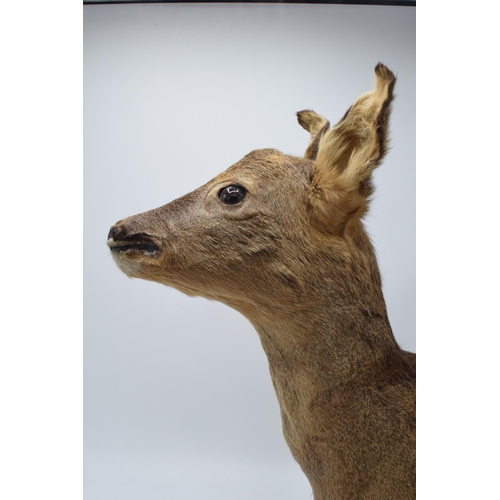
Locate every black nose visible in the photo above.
<box><xmin>108</xmin><ymin>226</ymin><xmax>121</xmax><ymax>240</ymax></box>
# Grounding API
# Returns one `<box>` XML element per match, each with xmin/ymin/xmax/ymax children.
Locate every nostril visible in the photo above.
<box><xmin>108</xmin><ymin>226</ymin><xmax>121</xmax><ymax>240</ymax></box>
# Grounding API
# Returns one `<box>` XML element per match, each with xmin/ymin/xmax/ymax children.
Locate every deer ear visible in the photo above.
<box><xmin>296</xmin><ymin>110</ymin><xmax>330</xmax><ymax>160</ymax></box>
<box><xmin>309</xmin><ymin>63</ymin><xmax>396</xmax><ymax>233</ymax></box>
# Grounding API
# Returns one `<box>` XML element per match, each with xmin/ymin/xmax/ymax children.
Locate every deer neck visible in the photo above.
<box><xmin>243</xmin><ymin>292</ymin><xmax>406</xmax><ymax>481</ymax></box>
<box><xmin>251</xmin><ymin>295</ymin><xmax>403</xmax><ymax>396</ymax></box>
<box><xmin>238</xmin><ymin>228</ymin><xmax>407</xmax><ymax>427</ymax></box>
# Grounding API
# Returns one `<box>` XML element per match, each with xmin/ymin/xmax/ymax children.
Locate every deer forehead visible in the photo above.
<box><xmin>213</xmin><ymin>149</ymin><xmax>312</xmax><ymax>192</ymax></box>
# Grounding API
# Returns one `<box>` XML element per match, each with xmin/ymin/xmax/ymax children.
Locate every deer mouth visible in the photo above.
<box><xmin>108</xmin><ymin>233</ymin><xmax>161</xmax><ymax>256</ymax></box>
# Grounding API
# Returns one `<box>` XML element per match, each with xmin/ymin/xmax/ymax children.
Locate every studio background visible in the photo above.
<box><xmin>84</xmin><ymin>3</ymin><xmax>415</xmax><ymax>499</ymax></box>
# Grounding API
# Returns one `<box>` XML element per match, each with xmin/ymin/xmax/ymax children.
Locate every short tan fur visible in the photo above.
<box><xmin>108</xmin><ymin>63</ymin><xmax>416</xmax><ymax>500</ymax></box>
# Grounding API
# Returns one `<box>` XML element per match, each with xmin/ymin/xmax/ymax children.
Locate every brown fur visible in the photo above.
<box><xmin>107</xmin><ymin>64</ymin><xmax>416</xmax><ymax>499</ymax></box>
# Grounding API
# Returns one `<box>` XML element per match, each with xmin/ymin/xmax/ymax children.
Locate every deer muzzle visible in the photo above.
<box><xmin>107</xmin><ymin>223</ymin><xmax>160</xmax><ymax>256</ymax></box>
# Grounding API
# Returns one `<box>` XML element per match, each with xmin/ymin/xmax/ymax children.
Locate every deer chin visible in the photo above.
<box><xmin>109</xmin><ymin>248</ymin><xmax>162</xmax><ymax>280</ymax></box>
<box><xmin>111</xmin><ymin>252</ymin><xmax>145</xmax><ymax>278</ymax></box>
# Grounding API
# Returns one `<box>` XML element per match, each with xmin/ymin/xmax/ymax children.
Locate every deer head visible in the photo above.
<box><xmin>107</xmin><ymin>63</ymin><xmax>396</xmax><ymax>320</ymax></box>
<box><xmin>106</xmin><ymin>64</ymin><xmax>416</xmax><ymax>500</ymax></box>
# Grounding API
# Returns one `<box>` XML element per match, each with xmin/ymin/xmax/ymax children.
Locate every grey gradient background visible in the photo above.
<box><xmin>84</xmin><ymin>4</ymin><xmax>415</xmax><ymax>499</ymax></box>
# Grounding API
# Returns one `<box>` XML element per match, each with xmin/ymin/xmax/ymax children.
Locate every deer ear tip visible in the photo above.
<box><xmin>374</xmin><ymin>63</ymin><xmax>396</xmax><ymax>84</ymax></box>
<box><xmin>296</xmin><ymin>110</ymin><xmax>312</xmax><ymax>130</ymax></box>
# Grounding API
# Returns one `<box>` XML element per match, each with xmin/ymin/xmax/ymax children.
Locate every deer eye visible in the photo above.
<box><xmin>218</xmin><ymin>185</ymin><xmax>247</xmax><ymax>205</ymax></box>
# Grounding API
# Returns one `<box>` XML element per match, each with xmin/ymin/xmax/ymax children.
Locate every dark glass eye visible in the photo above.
<box><xmin>218</xmin><ymin>185</ymin><xmax>247</xmax><ymax>205</ymax></box>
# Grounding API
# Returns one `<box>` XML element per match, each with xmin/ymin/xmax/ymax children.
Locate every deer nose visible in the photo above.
<box><xmin>108</xmin><ymin>225</ymin><xmax>125</xmax><ymax>240</ymax></box>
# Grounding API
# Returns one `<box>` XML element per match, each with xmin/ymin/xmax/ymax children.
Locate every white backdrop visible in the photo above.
<box><xmin>84</xmin><ymin>3</ymin><xmax>415</xmax><ymax>499</ymax></box>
